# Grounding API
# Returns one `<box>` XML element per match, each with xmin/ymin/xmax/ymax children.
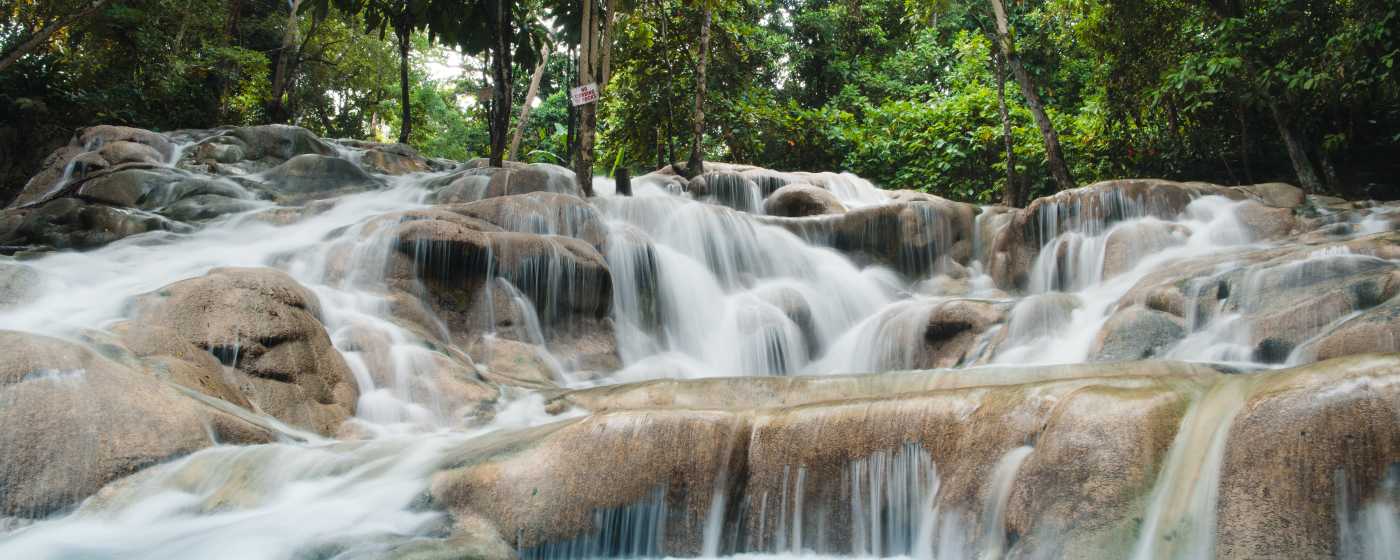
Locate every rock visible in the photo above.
<box><xmin>1114</xmin><ymin>232</ymin><xmax>1400</xmax><ymax>363</ymax></box>
<box><xmin>762</xmin><ymin>197</ymin><xmax>980</xmax><ymax>278</ymax></box>
<box><xmin>1090</xmin><ymin>305</ymin><xmax>1186</xmax><ymax>361</ymax></box>
<box><xmin>1101</xmin><ymin>221</ymin><xmax>1188</xmax><ymax>280</ymax></box>
<box><xmin>128</xmin><ymin>267</ymin><xmax>358</xmax><ymax>435</ymax></box>
<box><xmin>431</xmin><ymin>361</ymin><xmax>1223</xmax><ymax>557</ymax></box>
<box><xmin>436</xmin><ymin>164</ymin><xmax>579</xmax><ymax>201</ymax></box>
<box><xmin>687</xmin><ymin>172</ymin><xmax>764</xmax><ymax>212</ymax></box>
<box><xmin>763</xmin><ymin>183</ymin><xmax>847</xmax><ymax>217</ymax></box>
<box><xmin>1233</xmin><ymin>200</ymin><xmax>1297</xmax><ymax>241</ymax></box>
<box><xmin>9</xmin><ymin>126</ymin><xmax>177</xmax><ymax>208</ymax></box>
<box><xmin>335</xmin><ymin>140</ymin><xmax>437</xmax><ymax>175</ymax></box>
<box><xmin>988</xmin><ymin>179</ymin><xmax>1249</xmax><ymax>290</ymax></box>
<box><xmin>1217</xmin><ymin>354</ymin><xmax>1400</xmax><ymax>559</ymax></box>
<box><xmin>0</xmin><ymin>262</ymin><xmax>42</xmax><ymax>309</ymax></box>
<box><xmin>383</xmin><ymin>211</ymin><xmax>617</xmax><ymax>369</ymax></box>
<box><xmin>470</xmin><ymin>338</ymin><xmax>561</xmax><ymax>389</ymax></box>
<box><xmin>1295</xmin><ymin>297</ymin><xmax>1400</xmax><ymax>362</ymax></box>
<box><xmin>0</xmin><ymin>331</ymin><xmax>274</xmax><ymax>518</ymax></box>
<box><xmin>1234</xmin><ymin>182</ymin><xmax>1305</xmax><ymax>209</ymax></box>
<box><xmin>227</xmin><ymin>125</ymin><xmax>335</xmax><ymax>162</ymax></box>
<box><xmin>920</xmin><ymin>299</ymin><xmax>1004</xmax><ymax>367</ymax></box>
<box><xmin>445</xmin><ymin>192</ymin><xmax>608</xmax><ymax>250</ymax></box>
<box><xmin>261</xmin><ymin>154</ymin><xmax>385</xmax><ymax>200</ymax></box>
<box><xmin>0</xmin><ymin>197</ymin><xmax>188</xmax><ymax>252</ymax></box>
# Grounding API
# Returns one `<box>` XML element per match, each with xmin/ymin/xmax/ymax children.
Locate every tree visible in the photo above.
<box><xmin>0</xmin><ymin>0</ymin><xmax>112</xmax><ymax>73</ymax></box>
<box><xmin>986</xmin><ymin>0</ymin><xmax>1074</xmax><ymax>192</ymax></box>
<box><xmin>684</xmin><ymin>3</ymin><xmax>711</xmax><ymax>178</ymax></box>
<box><xmin>510</xmin><ymin>50</ymin><xmax>549</xmax><ymax>161</ymax></box>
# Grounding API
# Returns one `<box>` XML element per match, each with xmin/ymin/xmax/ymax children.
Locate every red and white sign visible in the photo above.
<box><xmin>570</xmin><ymin>84</ymin><xmax>599</xmax><ymax>106</ymax></box>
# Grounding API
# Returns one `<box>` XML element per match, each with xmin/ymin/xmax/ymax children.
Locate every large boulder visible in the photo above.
<box><xmin>1090</xmin><ymin>305</ymin><xmax>1186</xmax><ymax>361</ymax></box>
<box><xmin>261</xmin><ymin>154</ymin><xmax>385</xmax><ymax>201</ymax></box>
<box><xmin>431</xmin><ymin>356</ymin><xmax>1397</xmax><ymax>559</ymax></box>
<box><xmin>0</xmin><ymin>262</ymin><xmax>42</xmax><ymax>309</ymax></box>
<box><xmin>762</xmin><ymin>197</ymin><xmax>980</xmax><ymax>278</ymax></box>
<box><xmin>431</xmin><ymin>361</ymin><xmax>1224</xmax><ymax>557</ymax></box>
<box><xmin>987</xmin><ymin>179</ymin><xmax>1252</xmax><ymax>290</ymax></box>
<box><xmin>430</xmin><ymin>163</ymin><xmax>579</xmax><ymax>202</ymax></box>
<box><xmin>1216</xmin><ymin>354</ymin><xmax>1400</xmax><ymax>559</ymax></box>
<box><xmin>1114</xmin><ymin>232</ymin><xmax>1400</xmax><ymax>364</ymax></box>
<box><xmin>10</xmin><ymin>126</ymin><xmax>177</xmax><ymax>208</ymax></box>
<box><xmin>0</xmin><ymin>197</ymin><xmax>189</xmax><ymax>252</ymax></box>
<box><xmin>380</xmin><ymin>208</ymin><xmax>617</xmax><ymax>373</ymax></box>
<box><xmin>127</xmin><ymin>267</ymin><xmax>359</xmax><ymax>435</ymax></box>
<box><xmin>0</xmin><ymin>331</ymin><xmax>274</xmax><ymax>518</ymax></box>
<box><xmin>763</xmin><ymin>183</ymin><xmax>847</xmax><ymax>217</ymax></box>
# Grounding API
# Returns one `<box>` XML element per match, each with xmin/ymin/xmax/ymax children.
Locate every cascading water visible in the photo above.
<box><xmin>2</xmin><ymin>130</ymin><xmax>1398</xmax><ymax>560</ymax></box>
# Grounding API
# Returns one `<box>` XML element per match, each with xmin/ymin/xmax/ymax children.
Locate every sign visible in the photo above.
<box><xmin>570</xmin><ymin>84</ymin><xmax>599</xmax><ymax>106</ymax></box>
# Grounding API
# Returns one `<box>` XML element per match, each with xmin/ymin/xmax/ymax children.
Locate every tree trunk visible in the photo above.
<box><xmin>268</xmin><ymin>0</ymin><xmax>303</xmax><ymax>123</ymax></box>
<box><xmin>995</xmin><ymin>50</ymin><xmax>1022</xmax><ymax>207</ymax></box>
<box><xmin>574</xmin><ymin>0</ymin><xmax>597</xmax><ymax>197</ymax></box>
<box><xmin>685</xmin><ymin>6</ymin><xmax>712</xmax><ymax>179</ymax></box>
<box><xmin>396</xmin><ymin>20</ymin><xmax>412</xmax><ymax>144</ymax></box>
<box><xmin>0</xmin><ymin>0</ymin><xmax>111</xmax><ymax>72</ymax></box>
<box><xmin>1267</xmin><ymin>99</ymin><xmax>1323</xmax><ymax>193</ymax></box>
<box><xmin>599</xmin><ymin>0</ymin><xmax>617</xmax><ymax>92</ymax></box>
<box><xmin>988</xmin><ymin>0</ymin><xmax>1074</xmax><ymax>192</ymax></box>
<box><xmin>1236</xmin><ymin>102</ymin><xmax>1253</xmax><ymax>184</ymax></box>
<box><xmin>656</xmin><ymin>0</ymin><xmax>678</xmax><ymax>167</ymax></box>
<box><xmin>509</xmin><ymin>51</ymin><xmax>549</xmax><ymax>162</ymax></box>
<box><xmin>488</xmin><ymin>0</ymin><xmax>513</xmax><ymax>167</ymax></box>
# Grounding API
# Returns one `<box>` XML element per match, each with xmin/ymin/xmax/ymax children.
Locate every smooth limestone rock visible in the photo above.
<box><xmin>430</xmin><ymin>163</ymin><xmax>580</xmax><ymax>202</ymax></box>
<box><xmin>127</xmin><ymin>267</ymin><xmax>359</xmax><ymax>435</ymax></box>
<box><xmin>0</xmin><ymin>262</ymin><xmax>42</xmax><ymax>309</ymax></box>
<box><xmin>1090</xmin><ymin>305</ymin><xmax>1186</xmax><ymax>361</ymax></box>
<box><xmin>763</xmin><ymin>183</ymin><xmax>847</xmax><ymax>217</ymax></box>
<box><xmin>0</xmin><ymin>331</ymin><xmax>274</xmax><ymax>518</ymax></box>
<box><xmin>381</xmin><ymin>205</ymin><xmax>618</xmax><ymax>373</ymax></box>
<box><xmin>261</xmin><ymin>154</ymin><xmax>385</xmax><ymax>201</ymax></box>
<box><xmin>761</xmin><ymin>196</ymin><xmax>980</xmax><ymax>278</ymax></box>
<box><xmin>1114</xmin><ymin>231</ymin><xmax>1400</xmax><ymax>363</ymax></box>
<box><xmin>986</xmin><ymin>179</ymin><xmax>1280</xmax><ymax>290</ymax></box>
<box><xmin>432</xmin><ymin>361</ymin><xmax>1225</xmax><ymax>557</ymax></box>
<box><xmin>1217</xmin><ymin>354</ymin><xmax>1400</xmax><ymax>559</ymax></box>
<box><xmin>429</xmin><ymin>356</ymin><xmax>1397</xmax><ymax>559</ymax></box>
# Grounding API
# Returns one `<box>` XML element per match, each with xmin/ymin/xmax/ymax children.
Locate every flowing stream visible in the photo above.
<box><xmin>1</xmin><ymin>148</ymin><xmax>1397</xmax><ymax>559</ymax></box>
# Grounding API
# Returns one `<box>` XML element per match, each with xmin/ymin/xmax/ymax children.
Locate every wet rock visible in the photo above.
<box><xmin>227</xmin><ymin>125</ymin><xmax>336</xmax><ymax>162</ymax></box>
<box><xmin>1091</xmin><ymin>305</ymin><xmax>1186</xmax><ymax>361</ymax></box>
<box><xmin>1217</xmin><ymin>354</ymin><xmax>1400</xmax><ymax>559</ymax></box>
<box><xmin>762</xmin><ymin>197</ymin><xmax>979</xmax><ymax>278</ymax></box>
<box><xmin>0</xmin><ymin>331</ymin><xmax>274</xmax><ymax>518</ymax></box>
<box><xmin>920</xmin><ymin>299</ymin><xmax>1004</xmax><ymax>367</ymax></box>
<box><xmin>1101</xmin><ymin>221</ymin><xmax>1188</xmax><ymax>280</ymax></box>
<box><xmin>128</xmin><ymin>267</ymin><xmax>358</xmax><ymax>435</ymax></box>
<box><xmin>335</xmin><ymin>140</ymin><xmax>437</xmax><ymax>175</ymax></box>
<box><xmin>687</xmin><ymin>172</ymin><xmax>763</xmax><ymax>212</ymax></box>
<box><xmin>10</xmin><ymin>126</ymin><xmax>176</xmax><ymax>208</ymax></box>
<box><xmin>0</xmin><ymin>262</ymin><xmax>42</xmax><ymax>309</ymax></box>
<box><xmin>1116</xmin><ymin>232</ymin><xmax>1400</xmax><ymax>363</ymax></box>
<box><xmin>470</xmin><ymin>337</ymin><xmax>561</xmax><ymax>389</ymax></box>
<box><xmin>433</xmin><ymin>164</ymin><xmax>579</xmax><ymax>201</ymax></box>
<box><xmin>432</xmin><ymin>362</ymin><xmax>1222</xmax><ymax>557</ymax></box>
<box><xmin>445</xmin><ymin>192</ymin><xmax>608</xmax><ymax>250</ymax></box>
<box><xmin>1234</xmin><ymin>182</ymin><xmax>1305</xmax><ymax>209</ymax></box>
<box><xmin>383</xmin><ymin>211</ymin><xmax>617</xmax><ymax>368</ymax></box>
<box><xmin>988</xmin><ymin>179</ymin><xmax>1249</xmax><ymax>290</ymax></box>
<box><xmin>763</xmin><ymin>183</ymin><xmax>847</xmax><ymax>217</ymax></box>
<box><xmin>261</xmin><ymin>154</ymin><xmax>385</xmax><ymax>201</ymax></box>
<box><xmin>1233</xmin><ymin>200</ymin><xmax>1297</xmax><ymax>241</ymax></box>
<box><xmin>0</xmin><ymin>197</ymin><xmax>188</xmax><ymax>252</ymax></box>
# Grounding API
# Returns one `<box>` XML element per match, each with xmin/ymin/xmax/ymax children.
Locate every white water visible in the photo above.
<box><xmin>3</xmin><ymin>150</ymin><xmax>1399</xmax><ymax>559</ymax></box>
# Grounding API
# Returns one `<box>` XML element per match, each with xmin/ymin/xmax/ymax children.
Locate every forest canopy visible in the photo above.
<box><xmin>2</xmin><ymin>0</ymin><xmax>1397</xmax><ymax>205</ymax></box>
